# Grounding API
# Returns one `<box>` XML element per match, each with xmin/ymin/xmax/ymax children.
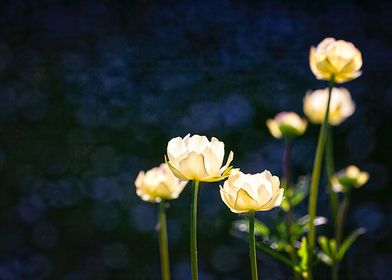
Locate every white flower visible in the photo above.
<box><xmin>266</xmin><ymin>112</ymin><xmax>307</xmax><ymax>139</ymax></box>
<box><xmin>332</xmin><ymin>165</ymin><xmax>369</xmax><ymax>193</ymax></box>
<box><xmin>165</xmin><ymin>134</ymin><xmax>233</xmax><ymax>182</ymax></box>
<box><xmin>135</xmin><ymin>163</ymin><xmax>188</xmax><ymax>203</ymax></box>
<box><xmin>220</xmin><ymin>169</ymin><xmax>284</xmax><ymax>213</ymax></box>
<box><xmin>309</xmin><ymin>37</ymin><xmax>362</xmax><ymax>83</ymax></box>
<box><xmin>304</xmin><ymin>87</ymin><xmax>355</xmax><ymax>126</ymax></box>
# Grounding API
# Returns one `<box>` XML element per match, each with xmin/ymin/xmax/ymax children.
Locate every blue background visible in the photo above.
<box><xmin>0</xmin><ymin>0</ymin><xmax>391</xmax><ymax>279</ymax></box>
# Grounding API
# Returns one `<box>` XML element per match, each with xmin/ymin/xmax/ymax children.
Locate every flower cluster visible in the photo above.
<box><xmin>133</xmin><ymin>37</ymin><xmax>370</xmax><ymax>280</ymax></box>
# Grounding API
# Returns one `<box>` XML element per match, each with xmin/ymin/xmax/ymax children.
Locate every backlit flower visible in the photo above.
<box><xmin>165</xmin><ymin>134</ymin><xmax>233</xmax><ymax>182</ymax></box>
<box><xmin>310</xmin><ymin>37</ymin><xmax>362</xmax><ymax>83</ymax></box>
<box><xmin>303</xmin><ymin>87</ymin><xmax>355</xmax><ymax>126</ymax></box>
<box><xmin>332</xmin><ymin>165</ymin><xmax>369</xmax><ymax>193</ymax></box>
<box><xmin>266</xmin><ymin>112</ymin><xmax>307</xmax><ymax>139</ymax></box>
<box><xmin>135</xmin><ymin>163</ymin><xmax>188</xmax><ymax>202</ymax></box>
<box><xmin>220</xmin><ymin>169</ymin><xmax>284</xmax><ymax>213</ymax></box>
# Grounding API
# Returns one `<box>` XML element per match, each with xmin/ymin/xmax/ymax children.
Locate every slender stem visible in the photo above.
<box><xmin>284</xmin><ymin>139</ymin><xmax>293</xmax><ymax>237</ymax></box>
<box><xmin>335</xmin><ymin>192</ymin><xmax>351</xmax><ymax>247</ymax></box>
<box><xmin>249</xmin><ymin>210</ymin><xmax>258</xmax><ymax>280</ymax></box>
<box><xmin>284</xmin><ymin>138</ymin><xmax>292</xmax><ymax>189</ymax></box>
<box><xmin>332</xmin><ymin>264</ymin><xmax>339</xmax><ymax>280</ymax></box>
<box><xmin>284</xmin><ymin>139</ymin><xmax>300</xmax><ymax>280</ymax></box>
<box><xmin>307</xmin><ymin>79</ymin><xmax>334</xmax><ymax>278</ymax></box>
<box><xmin>325</xmin><ymin>125</ymin><xmax>339</xmax><ymax>225</ymax></box>
<box><xmin>159</xmin><ymin>200</ymin><xmax>171</xmax><ymax>280</ymax></box>
<box><xmin>190</xmin><ymin>180</ymin><xmax>199</xmax><ymax>280</ymax></box>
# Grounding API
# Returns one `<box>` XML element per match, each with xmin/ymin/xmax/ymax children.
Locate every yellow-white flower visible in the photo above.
<box><xmin>266</xmin><ymin>112</ymin><xmax>307</xmax><ymax>139</ymax></box>
<box><xmin>135</xmin><ymin>163</ymin><xmax>188</xmax><ymax>203</ymax></box>
<box><xmin>220</xmin><ymin>169</ymin><xmax>284</xmax><ymax>213</ymax></box>
<box><xmin>165</xmin><ymin>134</ymin><xmax>233</xmax><ymax>182</ymax></box>
<box><xmin>304</xmin><ymin>87</ymin><xmax>355</xmax><ymax>126</ymax></box>
<box><xmin>310</xmin><ymin>37</ymin><xmax>362</xmax><ymax>83</ymax></box>
<box><xmin>332</xmin><ymin>165</ymin><xmax>369</xmax><ymax>193</ymax></box>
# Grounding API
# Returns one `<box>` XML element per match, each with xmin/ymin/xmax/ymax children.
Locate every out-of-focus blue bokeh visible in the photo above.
<box><xmin>0</xmin><ymin>0</ymin><xmax>391</xmax><ymax>279</ymax></box>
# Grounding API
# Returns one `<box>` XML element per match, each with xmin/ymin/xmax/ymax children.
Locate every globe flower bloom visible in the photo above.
<box><xmin>135</xmin><ymin>163</ymin><xmax>188</xmax><ymax>203</ymax></box>
<box><xmin>266</xmin><ymin>112</ymin><xmax>308</xmax><ymax>139</ymax></box>
<box><xmin>303</xmin><ymin>87</ymin><xmax>355</xmax><ymax>126</ymax></box>
<box><xmin>309</xmin><ymin>37</ymin><xmax>362</xmax><ymax>83</ymax></box>
<box><xmin>332</xmin><ymin>165</ymin><xmax>369</xmax><ymax>193</ymax></box>
<box><xmin>220</xmin><ymin>169</ymin><xmax>284</xmax><ymax>213</ymax></box>
<box><xmin>165</xmin><ymin>134</ymin><xmax>233</xmax><ymax>182</ymax></box>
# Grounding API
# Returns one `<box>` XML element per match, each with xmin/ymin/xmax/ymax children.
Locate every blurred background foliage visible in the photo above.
<box><xmin>0</xmin><ymin>0</ymin><xmax>391</xmax><ymax>279</ymax></box>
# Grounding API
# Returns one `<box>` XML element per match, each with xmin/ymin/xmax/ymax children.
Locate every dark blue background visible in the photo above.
<box><xmin>0</xmin><ymin>0</ymin><xmax>391</xmax><ymax>279</ymax></box>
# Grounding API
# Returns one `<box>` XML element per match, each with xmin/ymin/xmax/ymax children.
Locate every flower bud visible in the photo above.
<box><xmin>331</xmin><ymin>165</ymin><xmax>369</xmax><ymax>193</ymax></box>
<box><xmin>304</xmin><ymin>87</ymin><xmax>355</xmax><ymax>126</ymax></box>
<box><xmin>310</xmin><ymin>37</ymin><xmax>362</xmax><ymax>83</ymax></box>
<box><xmin>266</xmin><ymin>112</ymin><xmax>307</xmax><ymax>139</ymax></box>
<box><xmin>220</xmin><ymin>169</ymin><xmax>284</xmax><ymax>213</ymax></box>
<box><xmin>135</xmin><ymin>163</ymin><xmax>188</xmax><ymax>203</ymax></box>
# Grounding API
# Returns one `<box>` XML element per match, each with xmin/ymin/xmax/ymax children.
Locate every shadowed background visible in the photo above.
<box><xmin>0</xmin><ymin>0</ymin><xmax>391</xmax><ymax>279</ymax></box>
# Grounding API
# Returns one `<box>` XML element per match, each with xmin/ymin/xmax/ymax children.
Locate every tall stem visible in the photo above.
<box><xmin>159</xmin><ymin>201</ymin><xmax>171</xmax><ymax>280</ymax></box>
<box><xmin>307</xmin><ymin>79</ymin><xmax>334</xmax><ymax>278</ymax></box>
<box><xmin>335</xmin><ymin>192</ymin><xmax>351</xmax><ymax>247</ymax></box>
<box><xmin>284</xmin><ymin>138</ymin><xmax>292</xmax><ymax>189</ymax></box>
<box><xmin>332</xmin><ymin>264</ymin><xmax>339</xmax><ymax>280</ymax></box>
<box><xmin>249</xmin><ymin>210</ymin><xmax>258</xmax><ymax>280</ymax></box>
<box><xmin>190</xmin><ymin>180</ymin><xmax>199</xmax><ymax>280</ymax></box>
<box><xmin>325</xmin><ymin>126</ymin><xmax>338</xmax><ymax>225</ymax></box>
<box><xmin>284</xmin><ymin>139</ymin><xmax>300</xmax><ymax>280</ymax></box>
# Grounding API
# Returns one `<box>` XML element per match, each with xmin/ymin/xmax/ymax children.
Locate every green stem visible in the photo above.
<box><xmin>335</xmin><ymin>192</ymin><xmax>351</xmax><ymax>247</ymax></box>
<box><xmin>284</xmin><ymin>139</ymin><xmax>300</xmax><ymax>280</ymax></box>
<box><xmin>159</xmin><ymin>201</ymin><xmax>171</xmax><ymax>280</ymax></box>
<box><xmin>190</xmin><ymin>180</ymin><xmax>199</xmax><ymax>280</ymax></box>
<box><xmin>249</xmin><ymin>210</ymin><xmax>258</xmax><ymax>280</ymax></box>
<box><xmin>325</xmin><ymin>125</ymin><xmax>338</xmax><ymax>225</ymax></box>
<box><xmin>332</xmin><ymin>264</ymin><xmax>339</xmax><ymax>280</ymax></box>
<box><xmin>307</xmin><ymin>78</ymin><xmax>334</xmax><ymax>278</ymax></box>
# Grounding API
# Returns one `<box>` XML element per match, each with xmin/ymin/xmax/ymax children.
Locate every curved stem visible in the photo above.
<box><xmin>190</xmin><ymin>180</ymin><xmax>199</xmax><ymax>280</ymax></box>
<box><xmin>325</xmin><ymin>126</ymin><xmax>338</xmax><ymax>225</ymax></box>
<box><xmin>159</xmin><ymin>200</ymin><xmax>171</xmax><ymax>280</ymax></box>
<box><xmin>307</xmin><ymin>79</ymin><xmax>334</xmax><ymax>279</ymax></box>
<box><xmin>249</xmin><ymin>210</ymin><xmax>258</xmax><ymax>280</ymax></box>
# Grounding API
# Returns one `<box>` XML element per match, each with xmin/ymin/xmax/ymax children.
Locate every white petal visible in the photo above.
<box><xmin>202</xmin><ymin>147</ymin><xmax>222</xmax><ymax>177</ymax></box>
<box><xmin>186</xmin><ymin>135</ymin><xmax>210</xmax><ymax>153</ymax></box>
<box><xmin>135</xmin><ymin>171</ymin><xmax>145</xmax><ymax>188</ymax></box>
<box><xmin>167</xmin><ymin>137</ymin><xmax>187</xmax><ymax>168</ymax></box>
<box><xmin>209</xmin><ymin>137</ymin><xmax>225</xmax><ymax>165</ymax></box>
<box><xmin>179</xmin><ymin>152</ymin><xmax>209</xmax><ymax>180</ymax></box>
<box><xmin>219</xmin><ymin>151</ymin><xmax>234</xmax><ymax>174</ymax></box>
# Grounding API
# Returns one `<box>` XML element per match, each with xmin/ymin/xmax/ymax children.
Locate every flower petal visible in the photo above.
<box><xmin>234</xmin><ymin>188</ymin><xmax>259</xmax><ymax>212</ymax></box>
<box><xmin>179</xmin><ymin>152</ymin><xmax>209</xmax><ymax>180</ymax></box>
<box><xmin>165</xmin><ymin>155</ymin><xmax>190</xmax><ymax>181</ymax></box>
<box><xmin>220</xmin><ymin>151</ymin><xmax>234</xmax><ymax>174</ymax></box>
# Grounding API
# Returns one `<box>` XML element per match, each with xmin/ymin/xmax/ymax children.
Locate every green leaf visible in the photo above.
<box><xmin>318</xmin><ymin>236</ymin><xmax>331</xmax><ymax>256</ymax></box>
<box><xmin>336</xmin><ymin>228</ymin><xmax>366</xmax><ymax>261</ymax></box>
<box><xmin>255</xmin><ymin>241</ymin><xmax>294</xmax><ymax>267</ymax></box>
<box><xmin>329</xmin><ymin>239</ymin><xmax>337</xmax><ymax>259</ymax></box>
<box><xmin>232</xmin><ymin>219</ymin><xmax>270</xmax><ymax>237</ymax></box>
<box><xmin>298</xmin><ymin>237</ymin><xmax>308</xmax><ymax>271</ymax></box>
<box><xmin>254</xmin><ymin>219</ymin><xmax>271</xmax><ymax>237</ymax></box>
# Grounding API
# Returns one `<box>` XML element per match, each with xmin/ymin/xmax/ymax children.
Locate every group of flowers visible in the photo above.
<box><xmin>134</xmin><ymin>38</ymin><xmax>369</xmax><ymax>280</ymax></box>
